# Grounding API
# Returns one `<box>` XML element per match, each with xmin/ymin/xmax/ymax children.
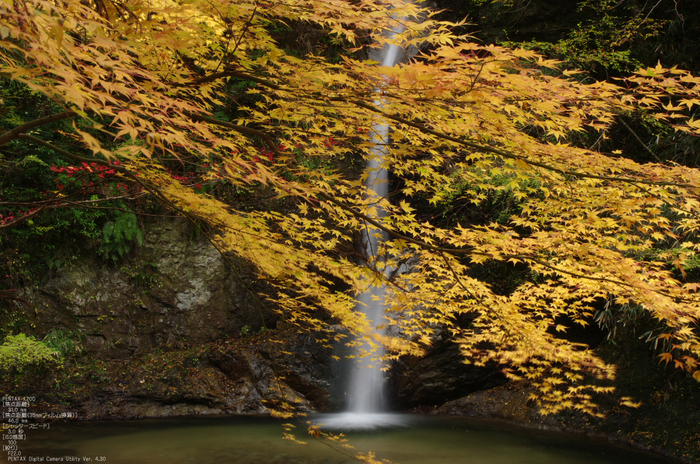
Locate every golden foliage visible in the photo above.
<box><xmin>2</xmin><ymin>0</ymin><xmax>700</xmax><ymax>418</ymax></box>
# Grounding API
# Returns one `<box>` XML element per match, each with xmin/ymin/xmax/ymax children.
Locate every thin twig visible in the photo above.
<box><xmin>617</xmin><ymin>117</ymin><xmax>664</xmax><ymax>163</ymax></box>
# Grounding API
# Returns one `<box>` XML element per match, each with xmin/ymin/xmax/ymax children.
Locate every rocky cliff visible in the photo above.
<box><xmin>24</xmin><ymin>218</ymin><xmax>274</xmax><ymax>358</ymax></box>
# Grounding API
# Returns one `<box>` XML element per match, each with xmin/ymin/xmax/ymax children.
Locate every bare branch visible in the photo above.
<box><xmin>0</xmin><ymin>111</ymin><xmax>77</xmax><ymax>146</ymax></box>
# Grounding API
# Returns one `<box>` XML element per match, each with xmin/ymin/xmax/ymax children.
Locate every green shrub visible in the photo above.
<box><xmin>0</xmin><ymin>333</ymin><xmax>61</xmax><ymax>379</ymax></box>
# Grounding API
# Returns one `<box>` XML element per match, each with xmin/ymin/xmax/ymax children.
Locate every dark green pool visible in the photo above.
<box><xmin>9</xmin><ymin>414</ymin><xmax>679</xmax><ymax>464</ymax></box>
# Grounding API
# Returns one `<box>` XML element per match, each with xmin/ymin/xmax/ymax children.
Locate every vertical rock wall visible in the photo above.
<box><xmin>20</xmin><ymin>218</ymin><xmax>276</xmax><ymax>358</ymax></box>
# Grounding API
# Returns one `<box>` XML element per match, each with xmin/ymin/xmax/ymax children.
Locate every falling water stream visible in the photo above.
<box><xmin>316</xmin><ymin>28</ymin><xmax>408</xmax><ymax>431</ymax></box>
<box><xmin>345</xmin><ymin>120</ymin><xmax>391</xmax><ymax>416</ymax></box>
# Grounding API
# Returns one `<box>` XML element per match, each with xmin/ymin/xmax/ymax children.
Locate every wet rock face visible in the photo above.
<box><xmin>390</xmin><ymin>340</ymin><xmax>507</xmax><ymax>409</ymax></box>
<box><xmin>73</xmin><ymin>333</ymin><xmax>334</xmax><ymax>419</ymax></box>
<box><xmin>435</xmin><ymin>384</ymin><xmax>560</xmax><ymax>430</ymax></box>
<box><xmin>10</xmin><ymin>217</ymin><xmax>337</xmax><ymax>420</ymax></box>
<box><xmin>25</xmin><ymin>218</ymin><xmax>276</xmax><ymax>358</ymax></box>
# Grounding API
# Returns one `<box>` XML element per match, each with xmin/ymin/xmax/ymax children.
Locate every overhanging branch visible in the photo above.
<box><xmin>183</xmin><ymin>110</ymin><xmax>284</xmax><ymax>158</ymax></box>
<box><xmin>212</xmin><ymin>70</ymin><xmax>693</xmax><ymax>189</ymax></box>
<box><xmin>0</xmin><ymin>111</ymin><xmax>77</xmax><ymax>146</ymax></box>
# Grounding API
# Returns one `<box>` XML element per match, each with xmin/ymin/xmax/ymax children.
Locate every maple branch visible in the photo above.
<box><xmin>350</xmin><ymin>100</ymin><xmax>691</xmax><ymax>188</ymax></box>
<box><xmin>18</xmin><ymin>134</ymin><xmax>116</xmax><ymax>168</ymax></box>
<box><xmin>0</xmin><ymin>207</ymin><xmax>46</xmax><ymax>230</ymax></box>
<box><xmin>183</xmin><ymin>111</ymin><xmax>284</xmax><ymax>158</ymax></box>
<box><xmin>209</xmin><ymin>70</ymin><xmax>692</xmax><ymax>189</ymax></box>
<box><xmin>183</xmin><ymin>70</ymin><xmax>285</xmax><ymax>89</ymax></box>
<box><xmin>323</xmin><ymin>195</ymin><xmax>694</xmax><ymax>302</ymax></box>
<box><xmin>617</xmin><ymin>117</ymin><xmax>664</xmax><ymax>164</ymax></box>
<box><xmin>0</xmin><ymin>196</ymin><xmax>153</xmax><ymax>229</ymax></box>
<box><xmin>0</xmin><ymin>194</ymin><xmax>148</xmax><ymax>211</ymax></box>
<box><xmin>523</xmin><ymin>256</ymin><xmax>632</xmax><ymax>288</ymax></box>
<box><xmin>438</xmin><ymin>251</ymin><xmax>488</xmax><ymax>308</ymax></box>
<box><xmin>60</xmin><ymin>202</ymin><xmax>174</xmax><ymax>217</ymax></box>
<box><xmin>467</xmin><ymin>60</ymin><xmax>488</xmax><ymax>93</ymax></box>
<box><xmin>228</xmin><ymin>4</ymin><xmax>257</xmax><ymax>62</ymax></box>
<box><xmin>0</xmin><ymin>111</ymin><xmax>77</xmax><ymax>146</ymax></box>
<box><xmin>182</xmin><ymin>71</ymin><xmax>234</xmax><ymax>86</ymax></box>
<box><xmin>323</xmin><ymin>195</ymin><xmax>474</xmax><ymax>255</ymax></box>
<box><xmin>628</xmin><ymin>180</ymin><xmax>700</xmax><ymax>219</ymax></box>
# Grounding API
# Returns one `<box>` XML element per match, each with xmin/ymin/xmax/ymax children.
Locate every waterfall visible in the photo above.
<box><xmin>346</xmin><ymin>120</ymin><xmax>391</xmax><ymax>415</ymax></box>
<box><xmin>318</xmin><ymin>34</ymin><xmax>407</xmax><ymax>431</ymax></box>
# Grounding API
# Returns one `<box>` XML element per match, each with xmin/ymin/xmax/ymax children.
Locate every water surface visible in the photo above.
<box><xmin>9</xmin><ymin>414</ymin><xmax>679</xmax><ymax>464</ymax></box>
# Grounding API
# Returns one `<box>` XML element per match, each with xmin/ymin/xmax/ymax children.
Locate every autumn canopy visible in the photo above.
<box><xmin>1</xmin><ymin>0</ymin><xmax>700</xmax><ymax>415</ymax></box>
